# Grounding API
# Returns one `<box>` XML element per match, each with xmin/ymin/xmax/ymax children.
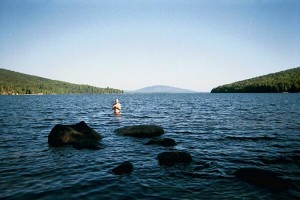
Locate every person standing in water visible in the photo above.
<box><xmin>112</xmin><ymin>99</ymin><xmax>121</xmax><ymax>114</ymax></box>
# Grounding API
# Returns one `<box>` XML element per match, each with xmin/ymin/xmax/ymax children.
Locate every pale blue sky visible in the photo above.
<box><xmin>1</xmin><ymin>0</ymin><xmax>299</xmax><ymax>92</ymax></box>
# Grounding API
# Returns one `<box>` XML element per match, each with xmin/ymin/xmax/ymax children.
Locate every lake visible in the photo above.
<box><xmin>0</xmin><ymin>93</ymin><xmax>299</xmax><ymax>199</ymax></box>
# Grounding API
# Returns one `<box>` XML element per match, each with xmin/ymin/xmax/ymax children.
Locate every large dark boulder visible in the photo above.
<box><xmin>234</xmin><ymin>168</ymin><xmax>289</xmax><ymax>191</ymax></box>
<box><xmin>145</xmin><ymin>138</ymin><xmax>176</xmax><ymax>147</ymax></box>
<box><xmin>112</xmin><ymin>161</ymin><xmax>134</xmax><ymax>175</ymax></box>
<box><xmin>48</xmin><ymin>121</ymin><xmax>102</xmax><ymax>149</ymax></box>
<box><xmin>157</xmin><ymin>151</ymin><xmax>192</xmax><ymax>166</ymax></box>
<box><xmin>115</xmin><ymin>125</ymin><xmax>164</xmax><ymax>138</ymax></box>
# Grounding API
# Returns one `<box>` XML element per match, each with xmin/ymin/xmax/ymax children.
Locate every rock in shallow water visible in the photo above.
<box><xmin>112</xmin><ymin>161</ymin><xmax>134</xmax><ymax>175</ymax></box>
<box><xmin>157</xmin><ymin>151</ymin><xmax>192</xmax><ymax>166</ymax></box>
<box><xmin>145</xmin><ymin>138</ymin><xmax>177</xmax><ymax>147</ymax></box>
<box><xmin>260</xmin><ymin>156</ymin><xmax>293</xmax><ymax>165</ymax></box>
<box><xmin>234</xmin><ymin>168</ymin><xmax>289</xmax><ymax>191</ymax></box>
<box><xmin>114</xmin><ymin>125</ymin><xmax>164</xmax><ymax>138</ymax></box>
<box><xmin>193</xmin><ymin>162</ymin><xmax>211</xmax><ymax>171</ymax></box>
<box><xmin>48</xmin><ymin>121</ymin><xmax>102</xmax><ymax>149</ymax></box>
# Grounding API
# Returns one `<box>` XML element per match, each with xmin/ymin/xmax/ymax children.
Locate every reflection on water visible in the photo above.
<box><xmin>0</xmin><ymin>93</ymin><xmax>299</xmax><ymax>199</ymax></box>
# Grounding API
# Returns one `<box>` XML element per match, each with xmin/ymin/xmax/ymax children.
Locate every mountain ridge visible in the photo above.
<box><xmin>129</xmin><ymin>85</ymin><xmax>197</xmax><ymax>93</ymax></box>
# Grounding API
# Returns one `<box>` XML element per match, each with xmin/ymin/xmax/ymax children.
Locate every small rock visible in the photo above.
<box><xmin>157</xmin><ymin>151</ymin><xmax>192</xmax><ymax>166</ymax></box>
<box><xmin>145</xmin><ymin>138</ymin><xmax>176</xmax><ymax>147</ymax></box>
<box><xmin>234</xmin><ymin>168</ymin><xmax>289</xmax><ymax>191</ymax></box>
<box><xmin>115</xmin><ymin>125</ymin><xmax>164</xmax><ymax>138</ymax></box>
<box><xmin>112</xmin><ymin>161</ymin><xmax>134</xmax><ymax>175</ymax></box>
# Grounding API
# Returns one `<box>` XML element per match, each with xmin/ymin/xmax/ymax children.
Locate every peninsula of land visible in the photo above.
<box><xmin>211</xmin><ymin>67</ymin><xmax>300</xmax><ymax>93</ymax></box>
<box><xmin>0</xmin><ymin>68</ymin><xmax>123</xmax><ymax>95</ymax></box>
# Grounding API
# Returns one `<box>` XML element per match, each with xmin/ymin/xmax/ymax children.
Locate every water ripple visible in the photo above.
<box><xmin>0</xmin><ymin>94</ymin><xmax>300</xmax><ymax>199</ymax></box>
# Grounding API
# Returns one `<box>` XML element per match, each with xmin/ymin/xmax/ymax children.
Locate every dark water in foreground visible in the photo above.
<box><xmin>0</xmin><ymin>93</ymin><xmax>299</xmax><ymax>199</ymax></box>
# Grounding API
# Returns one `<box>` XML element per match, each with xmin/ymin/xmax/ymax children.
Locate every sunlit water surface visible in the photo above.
<box><xmin>0</xmin><ymin>93</ymin><xmax>299</xmax><ymax>199</ymax></box>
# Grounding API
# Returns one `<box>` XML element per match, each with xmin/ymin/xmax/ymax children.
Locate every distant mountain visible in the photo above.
<box><xmin>0</xmin><ymin>68</ymin><xmax>123</xmax><ymax>95</ymax></box>
<box><xmin>211</xmin><ymin>67</ymin><xmax>300</xmax><ymax>93</ymax></box>
<box><xmin>130</xmin><ymin>85</ymin><xmax>196</xmax><ymax>93</ymax></box>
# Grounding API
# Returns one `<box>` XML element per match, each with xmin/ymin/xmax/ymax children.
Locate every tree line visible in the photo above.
<box><xmin>0</xmin><ymin>68</ymin><xmax>123</xmax><ymax>95</ymax></box>
<box><xmin>211</xmin><ymin>67</ymin><xmax>300</xmax><ymax>93</ymax></box>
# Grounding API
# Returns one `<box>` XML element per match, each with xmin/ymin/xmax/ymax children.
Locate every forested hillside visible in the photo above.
<box><xmin>0</xmin><ymin>68</ymin><xmax>123</xmax><ymax>95</ymax></box>
<box><xmin>211</xmin><ymin>67</ymin><xmax>300</xmax><ymax>93</ymax></box>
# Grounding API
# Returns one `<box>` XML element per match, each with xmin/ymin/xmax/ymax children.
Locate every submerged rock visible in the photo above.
<box><xmin>234</xmin><ymin>168</ymin><xmax>289</xmax><ymax>191</ymax></box>
<box><xmin>260</xmin><ymin>156</ymin><xmax>292</xmax><ymax>165</ymax></box>
<box><xmin>193</xmin><ymin>162</ymin><xmax>211</xmax><ymax>171</ymax></box>
<box><xmin>112</xmin><ymin>161</ymin><xmax>134</xmax><ymax>175</ymax></box>
<box><xmin>145</xmin><ymin>138</ymin><xmax>177</xmax><ymax>147</ymax></box>
<box><xmin>115</xmin><ymin>125</ymin><xmax>164</xmax><ymax>138</ymax></box>
<box><xmin>48</xmin><ymin>121</ymin><xmax>102</xmax><ymax>149</ymax></box>
<box><xmin>72</xmin><ymin>139</ymin><xmax>102</xmax><ymax>150</ymax></box>
<box><xmin>157</xmin><ymin>151</ymin><xmax>192</xmax><ymax>166</ymax></box>
<box><xmin>290</xmin><ymin>155</ymin><xmax>300</xmax><ymax>167</ymax></box>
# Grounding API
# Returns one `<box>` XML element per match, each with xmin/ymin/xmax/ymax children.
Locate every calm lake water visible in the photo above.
<box><xmin>0</xmin><ymin>93</ymin><xmax>299</xmax><ymax>199</ymax></box>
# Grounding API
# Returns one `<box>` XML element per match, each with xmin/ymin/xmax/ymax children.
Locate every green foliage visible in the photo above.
<box><xmin>211</xmin><ymin>67</ymin><xmax>300</xmax><ymax>93</ymax></box>
<box><xmin>0</xmin><ymin>68</ymin><xmax>123</xmax><ymax>95</ymax></box>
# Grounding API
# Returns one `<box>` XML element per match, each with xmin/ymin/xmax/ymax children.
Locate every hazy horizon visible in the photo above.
<box><xmin>1</xmin><ymin>0</ymin><xmax>299</xmax><ymax>92</ymax></box>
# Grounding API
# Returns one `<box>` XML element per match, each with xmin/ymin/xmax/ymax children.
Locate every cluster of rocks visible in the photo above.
<box><xmin>48</xmin><ymin>122</ymin><xmax>191</xmax><ymax>172</ymax></box>
<box><xmin>48</xmin><ymin>121</ymin><xmax>290</xmax><ymax>191</ymax></box>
